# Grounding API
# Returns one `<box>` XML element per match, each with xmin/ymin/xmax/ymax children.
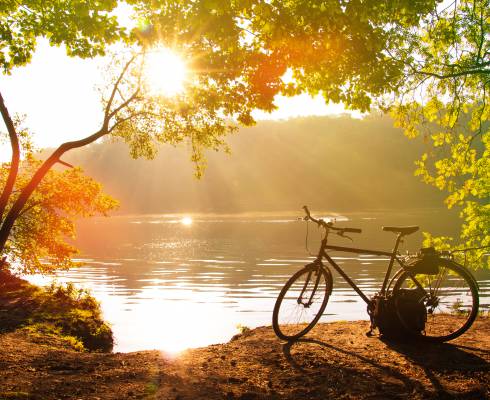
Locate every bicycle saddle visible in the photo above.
<box><xmin>382</xmin><ymin>226</ymin><xmax>419</xmax><ymax>235</ymax></box>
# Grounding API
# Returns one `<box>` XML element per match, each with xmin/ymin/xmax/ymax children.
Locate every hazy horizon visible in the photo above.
<box><xmin>56</xmin><ymin>113</ymin><xmax>446</xmax><ymax>215</ymax></box>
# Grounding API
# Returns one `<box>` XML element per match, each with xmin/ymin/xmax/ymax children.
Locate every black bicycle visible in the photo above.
<box><xmin>272</xmin><ymin>206</ymin><xmax>479</xmax><ymax>342</ymax></box>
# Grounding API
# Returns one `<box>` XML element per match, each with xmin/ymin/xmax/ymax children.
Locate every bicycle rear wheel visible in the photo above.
<box><xmin>393</xmin><ymin>260</ymin><xmax>479</xmax><ymax>342</ymax></box>
<box><xmin>272</xmin><ymin>263</ymin><xmax>332</xmax><ymax>341</ymax></box>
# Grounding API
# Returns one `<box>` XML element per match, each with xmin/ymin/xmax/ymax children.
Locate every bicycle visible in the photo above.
<box><xmin>272</xmin><ymin>206</ymin><xmax>479</xmax><ymax>342</ymax></box>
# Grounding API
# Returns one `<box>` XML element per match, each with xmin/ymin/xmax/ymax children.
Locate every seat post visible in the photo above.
<box><xmin>381</xmin><ymin>233</ymin><xmax>403</xmax><ymax>294</ymax></box>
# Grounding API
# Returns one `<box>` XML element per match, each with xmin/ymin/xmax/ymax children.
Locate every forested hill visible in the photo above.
<box><xmin>63</xmin><ymin>114</ymin><xmax>445</xmax><ymax>214</ymax></box>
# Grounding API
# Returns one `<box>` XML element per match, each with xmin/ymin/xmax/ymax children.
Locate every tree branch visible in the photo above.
<box><xmin>57</xmin><ymin>128</ymin><xmax>108</xmax><ymax>154</ymax></box>
<box><xmin>415</xmin><ymin>68</ymin><xmax>490</xmax><ymax>79</ymax></box>
<box><xmin>0</xmin><ymin>91</ymin><xmax>20</xmax><ymax>224</ymax></box>
<box><xmin>103</xmin><ymin>55</ymin><xmax>137</xmax><ymax>125</ymax></box>
<box><xmin>442</xmin><ymin>60</ymin><xmax>490</xmax><ymax>69</ymax></box>
<box><xmin>108</xmin><ymin>110</ymin><xmax>160</xmax><ymax>134</ymax></box>
<box><xmin>0</xmin><ymin>51</ymin><xmax>139</xmax><ymax>254</ymax></box>
<box><xmin>57</xmin><ymin>159</ymin><xmax>74</xmax><ymax>168</ymax></box>
<box><xmin>108</xmin><ymin>88</ymin><xmax>140</xmax><ymax>120</ymax></box>
<box><xmin>452</xmin><ymin>244</ymin><xmax>490</xmax><ymax>253</ymax></box>
<box><xmin>0</xmin><ymin>127</ymin><xmax>108</xmax><ymax>252</ymax></box>
<box><xmin>17</xmin><ymin>200</ymin><xmax>43</xmax><ymax>218</ymax></box>
<box><xmin>476</xmin><ymin>4</ymin><xmax>485</xmax><ymax>64</ymax></box>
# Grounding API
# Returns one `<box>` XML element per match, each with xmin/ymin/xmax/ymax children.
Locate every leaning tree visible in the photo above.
<box><xmin>0</xmin><ymin>0</ymin><xmax>243</xmax><ymax>273</ymax></box>
<box><xmin>1</xmin><ymin>0</ymin><xmax>125</xmax><ymax>272</ymax></box>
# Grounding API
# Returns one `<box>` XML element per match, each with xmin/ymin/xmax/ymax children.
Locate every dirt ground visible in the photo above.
<box><xmin>0</xmin><ymin>318</ymin><xmax>489</xmax><ymax>400</ymax></box>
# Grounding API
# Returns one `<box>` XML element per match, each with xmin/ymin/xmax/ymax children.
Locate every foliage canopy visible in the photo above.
<box><xmin>134</xmin><ymin>0</ymin><xmax>488</xmax><ymax>266</ymax></box>
<box><xmin>0</xmin><ymin>0</ymin><xmax>125</xmax><ymax>73</ymax></box>
<box><xmin>386</xmin><ymin>0</ymin><xmax>489</xmax><ymax>267</ymax></box>
<box><xmin>0</xmin><ymin>0</ymin><xmax>488</xmax><ymax>272</ymax></box>
<box><xmin>1</xmin><ymin>155</ymin><xmax>118</xmax><ymax>273</ymax></box>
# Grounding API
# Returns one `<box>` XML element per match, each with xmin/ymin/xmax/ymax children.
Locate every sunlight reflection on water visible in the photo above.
<box><xmin>26</xmin><ymin>210</ymin><xmax>490</xmax><ymax>353</ymax></box>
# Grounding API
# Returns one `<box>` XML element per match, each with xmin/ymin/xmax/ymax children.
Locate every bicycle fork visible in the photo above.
<box><xmin>297</xmin><ymin>265</ymin><xmax>323</xmax><ymax>307</ymax></box>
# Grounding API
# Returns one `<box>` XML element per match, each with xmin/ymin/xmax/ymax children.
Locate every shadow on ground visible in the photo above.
<box><xmin>149</xmin><ymin>320</ymin><xmax>489</xmax><ymax>399</ymax></box>
<box><xmin>1</xmin><ymin>319</ymin><xmax>489</xmax><ymax>399</ymax></box>
<box><xmin>283</xmin><ymin>335</ymin><xmax>488</xmax><ymax>399</ymax></box>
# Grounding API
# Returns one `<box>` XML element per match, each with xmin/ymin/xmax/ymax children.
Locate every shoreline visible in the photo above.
<box><xmin>1</xmin><ymin>270</ymin><xmax>489</xmax><ymax>399</ymax></box>
<box><xmin>0</xmin><ymin>319</ymin><xmax>489</xmax><ymax>399</ymax></box>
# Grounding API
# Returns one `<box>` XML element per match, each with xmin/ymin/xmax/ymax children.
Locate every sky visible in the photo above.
<box><xmin>0</xmin><ymin>38</ymin><xmax>361</xmax><ymax>161</ymax></box>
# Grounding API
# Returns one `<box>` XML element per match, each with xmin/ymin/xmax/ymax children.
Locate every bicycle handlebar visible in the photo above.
<box><xmin>302</xmin><ymin>205</ymin><xmax>362</xmax><ymax>234</ymax></box>
<box><xmin>342</xmin><ymin>227</ymin><xmax>363</xmax><ymax>234</ymax></box>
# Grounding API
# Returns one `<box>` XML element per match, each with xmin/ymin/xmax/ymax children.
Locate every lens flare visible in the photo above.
<box><xmin>144</xmin><ymin>47</ymin><xmax>187</xmax><ymax>97</ymax></box>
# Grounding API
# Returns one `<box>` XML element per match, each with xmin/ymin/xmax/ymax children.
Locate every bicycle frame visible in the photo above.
<box><xmin>314</xmin><ymin>233</ymin><xmax>406</xmax><ymax>304</ymax></box>
<box><xmin>273</xmin><ymin>212</ymin><xmax>480</xmax><ymax>343</ymax></box>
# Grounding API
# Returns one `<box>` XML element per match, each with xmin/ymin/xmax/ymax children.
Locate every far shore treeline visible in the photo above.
<box><xmin>59</xmin><ymin>114</ymin><xmax>445</xmax><ymax>214</ymax></box>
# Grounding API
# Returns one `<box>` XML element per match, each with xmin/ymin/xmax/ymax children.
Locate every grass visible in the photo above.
<box><xmin>0</xmin><ymin>392</ymin><xmax>30</xmax><ymax>399</ymax></box>
<box><xmin>0</xmin><ymin>269</ymin><xmax>113</xmax><ymax>352</ymax></box>
<box><xmin>236</xmin><ymin>324</ymin><xmax>251</xmax><ymax>334</ymax></box>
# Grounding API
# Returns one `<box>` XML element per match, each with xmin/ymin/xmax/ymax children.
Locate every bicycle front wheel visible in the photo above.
<box><xmin>272</xmin><ymin>264</ymin><xmax>332</xmax><ymax>341</ymax></box>
<box><xmin>393</xmin><ymin>260</ymin><xmax>479</xmax><ymax>342</ymax></box>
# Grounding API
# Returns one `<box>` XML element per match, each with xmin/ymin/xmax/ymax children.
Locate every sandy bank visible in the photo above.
<box><xmin>1</xmin><ymin>318</ymin><xmax>489</xmax><ymax>399</ymax></box>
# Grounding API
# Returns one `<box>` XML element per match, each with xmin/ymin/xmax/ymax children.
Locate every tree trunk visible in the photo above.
<box><xmin>0</xmin><ymin>129</ymin><xmax>107</xmax><ymax>254</ymax></box>
<box><xmin>0</xmin><ymin>91</ymin><xmax>20</xmax><ymax>222</ymax></box>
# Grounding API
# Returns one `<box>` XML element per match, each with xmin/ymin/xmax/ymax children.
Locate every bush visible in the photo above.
<box><xmin>0</xmin><ymin>270</ymin><xmax>113</xmax><ymax>352</ymax></box>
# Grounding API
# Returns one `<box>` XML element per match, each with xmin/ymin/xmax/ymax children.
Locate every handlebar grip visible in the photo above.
<box><xmin>343</xmin><ymin>228</ymin><xmax>362</xmax><ymax>234</ymax></box>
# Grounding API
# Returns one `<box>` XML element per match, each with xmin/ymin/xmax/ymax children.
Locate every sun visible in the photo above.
<box><xmin>181</xmin><ymin>216</ymin><xmax>193</xmax><ymax>226</ymax></box>
<box><xmin>144</xmin><ymin>47</ymin><xmax>187</xmax><ymax>97</ymax></box>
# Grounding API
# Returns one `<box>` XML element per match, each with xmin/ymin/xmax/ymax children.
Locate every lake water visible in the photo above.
<box><xmin>28</xmin><ymin>209</ymin><xmax>490</xmax><ymax>353</ymax></box>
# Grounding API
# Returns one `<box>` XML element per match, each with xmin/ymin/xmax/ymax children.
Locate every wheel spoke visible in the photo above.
<box><xmin>273</xmin><ymin>266</ymin><xmax>332</xmax><ymax>340</ymax></box>
<box><xmin>395</xmin><ymin>262</ymin><xmax>478</xmax><ymax>341</ymax></box>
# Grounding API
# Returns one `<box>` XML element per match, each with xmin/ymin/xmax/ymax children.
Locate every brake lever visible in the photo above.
<box><xmin>337</xmin><ymin>230</ymin><xmax>353</xmax><ymax>242</ymax></box>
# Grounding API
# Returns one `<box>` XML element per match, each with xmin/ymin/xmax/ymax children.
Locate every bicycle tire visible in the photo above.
<box><xmin>272</xmin><ymin>263</ymin><xmax>332</xmax><ymax>341</ymax></box>
<box><xmin>393</xmin><ymin>259</ymin><xmax>479</xmax><ymax>342</ymax></box>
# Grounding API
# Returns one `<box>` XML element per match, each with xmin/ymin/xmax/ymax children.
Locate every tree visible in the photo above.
<box><xmin>1</xmin><ymin>154</ymin><xmax>118</xmax><ymax>273</ymax></box>
<box><xmin>0</xmin><ymin>48</ymin><xmax>238</xmax><ymax>273</ymax></box>
<box><xmin>2</xmin><ymin>0</ymin><xmax>487</xmax><ymax>273</ymax></box>
<box><xmin>131</xmin><ymin>0</ymin><xmax>439</xmax><ymax>114</ymax></box>
<box><xmin>386</xmin><ymin>0</ymin><xmax>489</xmax><ymax>267</ymax></box>
<box><xmin>0</xmin><ymin>1</ymin><xmax>126</xmax><ymax>273</ymax></box>
<box><xmin>0</xmin><ymin>0</ymin><xmax>255</xmax><ymax>273</ymax></box>
<box><xmin>133</xmin><ymin>0</ymin><xmax>488</xmax><ymax>267</ymax></box>
<box><xmin>0</xmin><ymin>0</ymin><xmax>125</xmax><ymax>73</ymax></box>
